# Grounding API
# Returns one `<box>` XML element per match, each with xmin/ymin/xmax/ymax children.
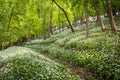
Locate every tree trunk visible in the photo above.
<box><xmin>42</xmin><ymin>0</ymin><xmax>46</xmax><ymax>40</ymax></box>
<box><xmin>37</xmin><ymin>4</ymin><xmax>41</xmax><ymax>18</ymax></box>
<box><xmin>84</xmin><ymin>0</ymin><xmax>90</xmax><ymax>38</ymax></box>
<box><xmin>52</xmin><ymin>0</ymin><xmax>74</xmax><ymax>32</ymax></box>
<box><xmin>7</xmin><ymin>5</ymin><xmax>14</xmax><ymax>31</ymax></box>
<box><xmin>81</xmin><ymin>11</ymin><xmax>84</xmax><ymax>26</ymax></box>
<box><xmin>93</xmin><ymin>0</ymin><xmax>106</xmax><ymax>31</ymax></box>
<box><xmin>106</xmin><ymin>0</ymin><xmax>117</xmax><ymax>34</ymax></box>
<box><xmin>58</xmin><ymin>8</ymin><xmax>61</xmax><ymax>33</ymax></box>
<box><xmin>48</xmin><ymin>1</ymin><xmax>53</xmax><ymax>37</ymax></box>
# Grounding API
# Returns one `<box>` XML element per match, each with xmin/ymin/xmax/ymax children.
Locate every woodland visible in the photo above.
<box><xmin>0</xmin><ymin>0</ymin><xmax>120</xmax><ymax>80</ymax></box>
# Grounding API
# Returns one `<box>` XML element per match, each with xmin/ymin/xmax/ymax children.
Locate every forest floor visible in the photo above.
<box><xmin>42</xmin><ymin>53</ymin><xmax>96</xmax><ymax>80</ymax></box>
<box><xmin>23</xmin><ymin>17</ymin><xmax>120</xmax><ymax>80</ymax></box>
<box><xmin>0</xmin><ymin>17</ymin><xmax>120</xmax><ymax>80</ymax></box>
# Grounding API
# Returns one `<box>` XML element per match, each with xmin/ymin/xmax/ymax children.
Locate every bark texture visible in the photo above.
<box><xmin>106</xmin><ymin>0</ymin><xmax>117</xmax><ymax>34</ymax></box>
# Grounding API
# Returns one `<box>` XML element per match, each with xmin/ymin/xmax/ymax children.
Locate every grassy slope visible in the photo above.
<box><xmin>24</xmin><ymin>17</ymin><xmax>120</xmax><ymax>80</ymax></box>
<box><xmin>0</xmin><ymin>47</ymin><xmax>80</xmax><ymax>80</ymax></box>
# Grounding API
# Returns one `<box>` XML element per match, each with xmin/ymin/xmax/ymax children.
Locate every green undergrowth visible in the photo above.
<box><xmin>0</xmin><ymin>47</ymin><xmax>80</xmax><ymax>80</ymax></box>
<box><xmin>24</xmin><ymin>20</ymin><xmax>120</xmax><ymax>80</ymax></box>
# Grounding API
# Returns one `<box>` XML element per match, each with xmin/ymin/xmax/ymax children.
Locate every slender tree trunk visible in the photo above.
<box><xmin>38</xmin><ymin>3</ymin><xmax>47</xmax><ymax>39</ymax></box>
<box><xmin>81</xmin><ymin>11</ymin><xmax>84</xmax><ymax>26</ymax></box>
<box><xmin>106</xmin><ymin>0</ymin><xmax>117</xmax><ymax>34</ymax></box>
<box><xmin>84</xmin><ymin>0</ymin><xmax>90</xmax><ymax>38</ymax></box>
<box><xmin>58</xmin><ymin>8</ymin><xmax>61</xmax><ymax>33</ymax></box>
<box><xmin>0</xmin><ymin>44</ymin><xmax>1</xmax><ymax>50</ymax></box>
<box><xmin>7</xmin><ymin>5</ymin><xmax>14</xmax><ymax>31</ymax></box>
<box><xmin>52</xmin><ymin>0</ymin><xmax>74</xmax><ymax>32</ymax></box>
<box><xmin>93</xmin><ymin>0</ymin><xmax>106</xmax><ymax>31</ymax></box>
<box><xmin>49</xmin><ymin>2</ymin><xmax>53</xmax><ymax>35</ymax></box>
<box><xmin>38</xmin><ymin>4</ymin><xmax>42</xmax><ymax>36</ymax></box>
<box><xmin>2</xmin><ymin>44</ymin><xmax>4</xmax><ymax>50</ymax></box>
<box><xmin>42</xmin><ymin>0</ymin><xmax>46</xmax><ymax>39</ymax></box>
<box><xmin>48</xmin><ymin>1</ymin><xmax>53</xmax><ymax>37</ymax></box>
<box><xmin>37</xmin><ymin>4</ymin><xmax>41</xmax><ymax>18</ymax></box>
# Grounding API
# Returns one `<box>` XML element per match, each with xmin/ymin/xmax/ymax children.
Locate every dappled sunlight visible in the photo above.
<box><xmin>0</xmin><ymin>47</ymin><xmax>29</xmax><ymax>60</ymax></box>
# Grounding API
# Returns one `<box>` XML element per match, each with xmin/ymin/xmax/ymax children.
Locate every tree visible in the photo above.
<box><xmin>106</xmin><ymin>0</ymin><xmax>117</xmax><ymax>34</ymax></box>
<box><xmin>58</xmin><ymin>8</ymin><xmax>61</xmax><ymax>33</ymax></box>
<box><xmin>93</xmin><ymin>0</ymin><xmax>106</xmax><ymax>31</ymax></box>
<box><xmin>7</xmin><ymin>5</ymin><xmax>15</xmax><ymax>31</ymax></box>
<box><xmin>84</xmin><ymin>0</ymin><xmax>90</xmax><ymax>38</ymax></box>
<box><xmin>52</xmin><ymin>0</ymin><xmax>74</xmax><ymax>32</ymax></box>
<box><xmin>111</xmin><ymin>0</ymin><xmax>120</xmax><ymax>16</ymax></box>
<box><xmin>42</xmin><ymin>0</ymin><xmax>47</xmax><ymax>39</ymax></box>
<box><xmin>48</xmin><ymin>1</ymin><xmax>53</xmax><ymax>37</ymax></box>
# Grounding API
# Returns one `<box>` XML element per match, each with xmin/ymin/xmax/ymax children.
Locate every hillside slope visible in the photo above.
<box><xmin>0</xmin><ymin>47</ymin><xmax>80</xmax><ymax>80</ymax></box>
<box><xmin>24</xmin><ymin>19</ymin><xmax>120</xmax><ymax>80</ymax></box>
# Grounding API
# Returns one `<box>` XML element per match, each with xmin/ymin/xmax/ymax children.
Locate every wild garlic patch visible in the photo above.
<box><xmin>0</xmin><ymin>46</ymin><xmax>80</xmax><ymax>80</ymax></box>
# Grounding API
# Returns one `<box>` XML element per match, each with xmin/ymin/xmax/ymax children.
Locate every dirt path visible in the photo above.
<box><xmin>42</xmin><ymin>53</ymin><xmax>96</xmax><ymax>80</ymax></box>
